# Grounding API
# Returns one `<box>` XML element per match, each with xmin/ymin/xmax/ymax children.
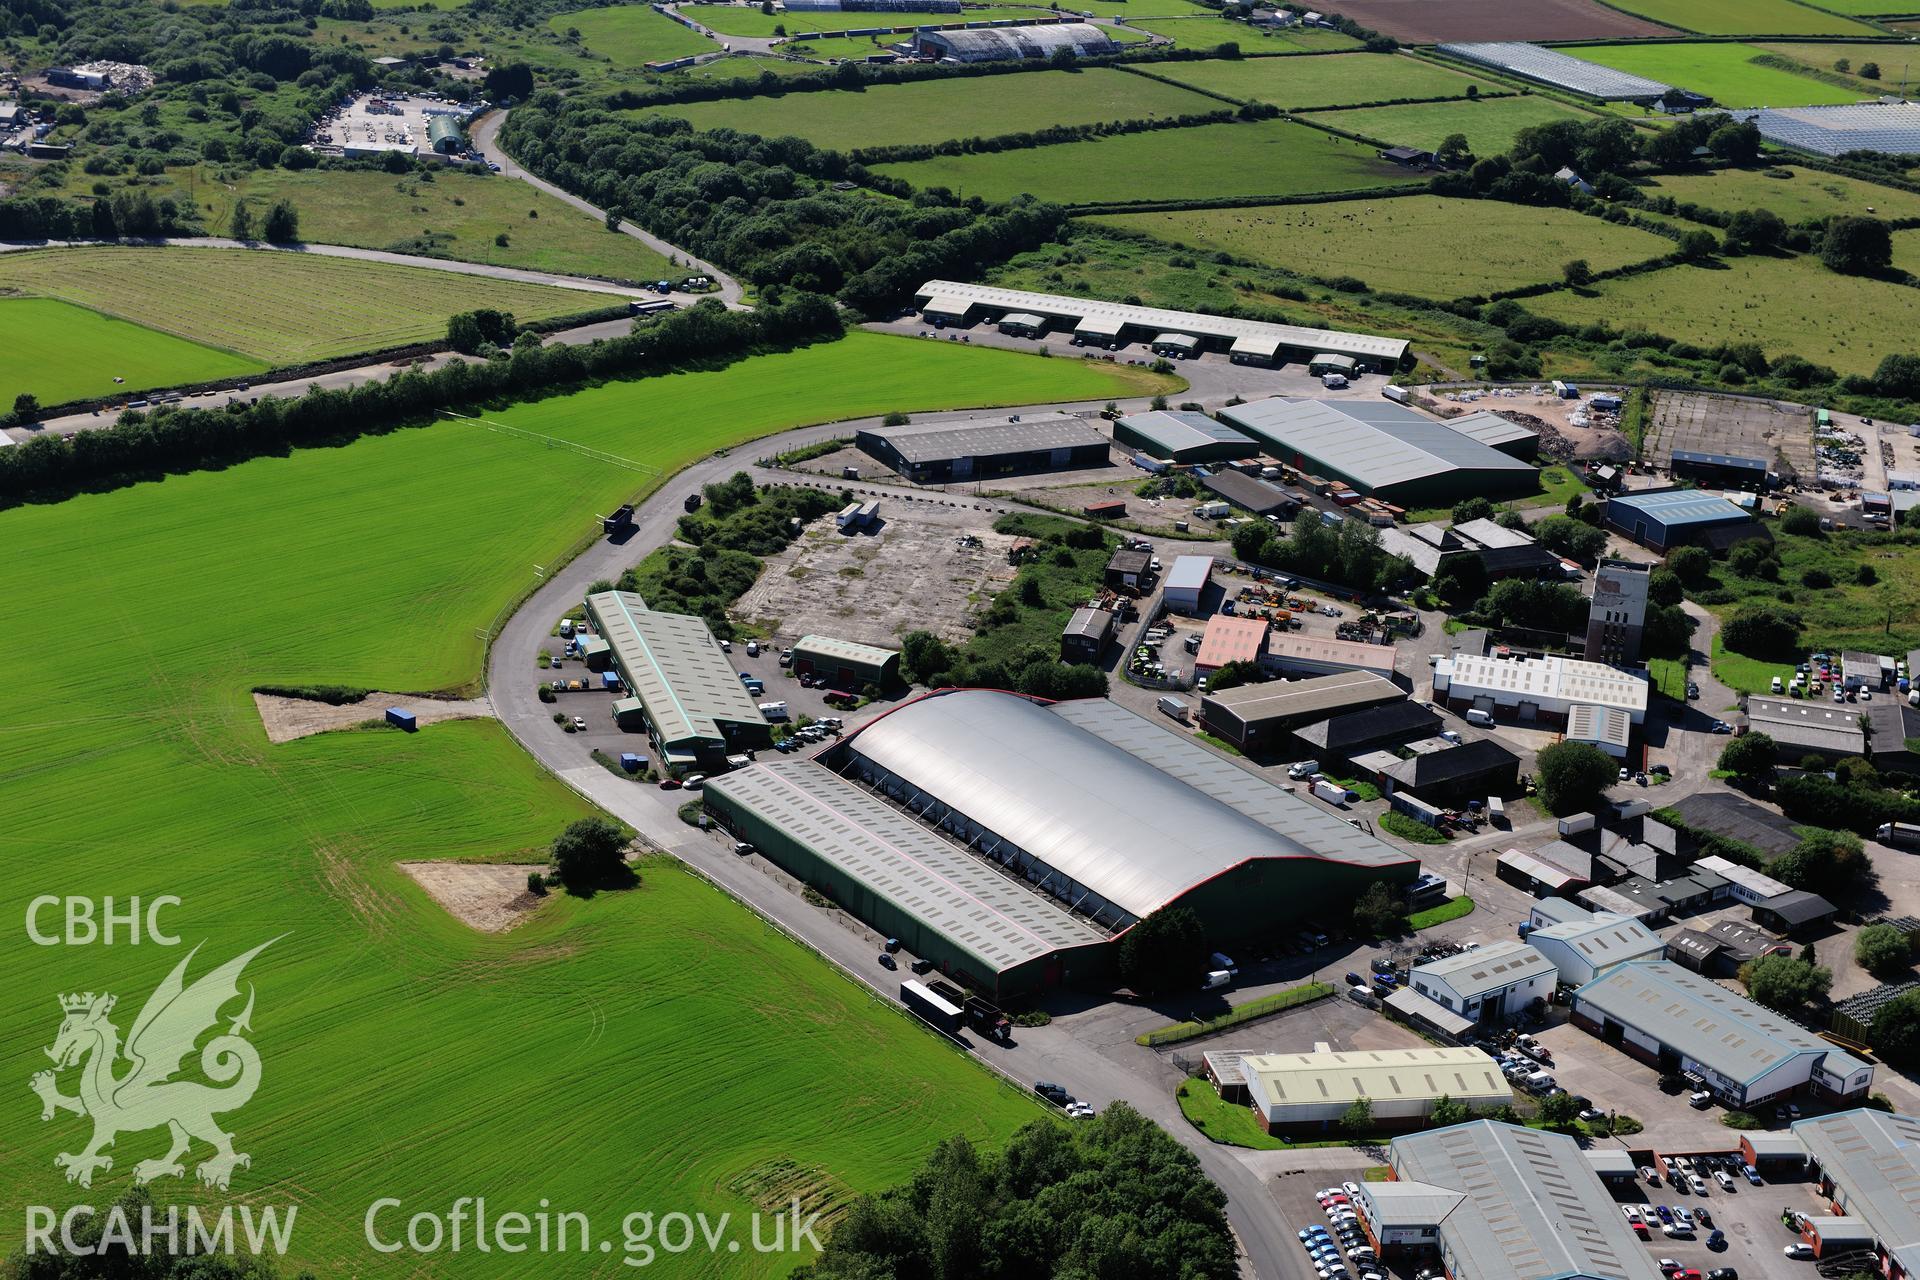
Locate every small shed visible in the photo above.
<box><xmin>385</xmin><ymin>707</ymin><xmax>418</xmax><ymax>732</ymax></box>
<box><xmin>619</xmin><ymin>752</ymin><xmax>647</xmax><ymax>773</ymax></box>
<box><xmin>601</xmin><ymin>670</ymin><xmax>623</xmax><ymax>692</ymax></box>
<box><xmin>1082</xmin><ymin>499</ymin><xmax>1126</xmax><ymax>519</ymax></box>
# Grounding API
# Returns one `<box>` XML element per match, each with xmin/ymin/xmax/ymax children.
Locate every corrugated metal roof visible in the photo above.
<box><xmin>842</xmin><ymin>691</ymin><xmax>1411</xmax><ymax>920</ymax></box>
<box><xmin>705</xmin><ymin>758</ymin><xmax>1108</xmax><ymax>974</ymax></box>
<box><xmin>1196</xmin><ymin>614</ymin><xmax>1268</xmax><ymax>669</ymax></box>
<box><xmin>1746</xmin><ymin>696</ymin><xmax>1867</xmax><ymax>754</ymax></box>
<box><xmin>1219</xmin><ymin>398</ymin><xmax>1534</xmax><ymax>491</ymax></box>
<box><xmin>915</xmin><ymin>281</ymin><xmax>1410</xmax><ymax>362</ymax></box>
<box><xmin>1266</xmin><ymin>632</ymin><xmax>1399</xmax><ymax>674</ymax></box>
<box><xmin>1531</xmin><ymin>912</ymin><xmax>1662</xmax><ymax>967</ymax></box>
<box><xmin>1498</xmin><ymin>849</ymin><xmax>1586</xmax><ymax>890</ymax></box>
<box><xmin>1205</xmin><ymin>671</ymin><xmax>1403</xmax><ymax>725</ymax></box>
<box><xmin>1382</xmin><ymin>986</ymin><xmax>1476</xmax><ymax>1036</ymax></box>
<box><xmin>1165</xmin><ymin>555</ymin><xmax>1213</xmax><ymax>593</ymax></box>
<box><xmin>1439</xmin><ymin>42</ymin><xmax>1672</xmax><ymax>100</ymax></box>
<box><xmin>1438</xmin><ymin>653</ymin><xmax>1649</xmax><ymax>716</ymax></box>
<box><xmin>793</xmin><ymin>634</ymin><xmax>897</xmax><ymax>668</ymax></box>
<box><xmin>1575</xmin><ymin>960</ymin><xmax>1867</xmax><ymax>1085</ymax></box>
<box><xmin>586</xmin><ymin>591</ymin><xmax>767</xmax><ymax>749</ymax></box>
<box><xmin>1414</xmin><ymin>939</ymin><xmax>1555</xmax><ymax>998</ymax></box>
<box><xmin>1361</xmin><ymin>1179</ymin><xmax>1468</xmax><ymax>1228</ymax></box>
<box><xmin>1606</xmin><ymin>487</ymin><xmax>1754</xmax><ymax>528</ymax></box>
<box><xmin>1695</xmin><ymin>855</ymin><xmax>1791</xmax><ymax>900</ymax></box>
<box><xmin>1049</xmin><ymin>697</ymin><xmax>1415</xmax><ymax>870</ymax></box>
<box><xmin>1245</xmin><ymin>1046</ymin><xmax>1507</xmax><ymax>1110</ymax></box>
<box><xmin>1116</xmin><ymin>409</ymin><xmax>1254</xmax><ymax>454</ymax></box>
<box><xmin>859</xmin><ymin>413</ymin><xmax>1106</xmax><ymax>465</ymax></box>
<box><xmin>1442</xmin><ymin>411</ymin><xmax>1538</xmax><ymax>451</ymax></box>
<box><xmin>1392</xmin><ymin>1122</ymin><xmax>1664</xmax><ymax>1280</ymax></box>
<box><xmin>1795</xmin><ymin>1110</ymin><xmax>1920</xmax><ymax>1256</ymax></box>
<box><xmin>1567</xmin><ymin>703</ymin><xmax>1634</xmax><ymax>749</ymax></box>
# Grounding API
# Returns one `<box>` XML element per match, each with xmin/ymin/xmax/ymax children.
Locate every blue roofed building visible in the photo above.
<box><xmin>1603</xmin><ymin>487</ymin><xmax>1757</xmax><ymax>551</ymax></box>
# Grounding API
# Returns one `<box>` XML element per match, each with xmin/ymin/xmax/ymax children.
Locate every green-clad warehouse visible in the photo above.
<box><xmin>791</xmin><ymin>634</ymin><xmax>901</xmax><ymax>692</ymax></box>
<box><xmin>1114</xmin><ymin>410</ymin><xmax>1256</xmax><ymax>464</ymax></box>
<box><xmin>704</xmin><ymin>689</ymin><xmax>1418</xmax><ymax>997</ymax></box>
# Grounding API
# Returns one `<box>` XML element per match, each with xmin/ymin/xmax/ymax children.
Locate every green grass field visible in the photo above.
<box><xmin>1147</xmin><ymin>51</ymin><xmax>1500</xmax><ymax>108</ymax></box>
<box><xmin>1306</xmin><ymin>94</ymin><xmax>1603</xmax><ymax>155</ymax></box>
<box><xmin>0</xmin><ymin>297</ymin><xmax>267</xmax><ymax>406</ymax></box>
<box><xmin>1127</xmin><ymin>17</ymin><xmax>1359</xmax><ymax>49</ymax></box>
<box><xmin>1582</xmin><ymin>0</ymin><xmax>1879</xmax><ymax>35</ymax></box>
<box><xmin>1094</xmin><ymin>195</ymin><xmax>1673</xmax><ymax>300</ymax></box>
<box><xmin>218</xmin><ymin>168</ymin><xmax>677</xmax><ymax>282</ymax></box>
<box><xmin>1176</xmin><ymin>1079</ymin><xmax>1291</xmax><ymax>1148</ymax></box>
<box><xmin>0</xmin><ymin>333</ymin><xmax>1155</xmax><ymax>1277</ymax></box>
<box><xmin>552</xmin><ymin>3</ymin><xmax>718</xmax><ymax>64</ymax></box>
<box><xmin>0</xmin><ymin>246</ymin><xmax>617</xmax><ymax>366</ymax></box>
<box><xmin>989</xmin><ymin>0</ymin><xmax>1210</xmax><ymax>14</ymax></box>
<box><xmin>1525</xmin><ymin>253</ymin><xmax>1920</xmax><ymax>375</ymax></box>
<box><xmin>641</xmin><ymin>67</ymin><xmax>1217</xmax><ymax>149</ymax></box>
<box><xmin>876</xmin><ymin>118</ymin><xmax>1415</xmax><ymax>204</ymax></box>
<box><xmin>1639</xmin><ymin>165</ymin><xmax>1920</xmax><ymax>223</ymax></box>
<box><xmin>1560</xmin><ymin>41</ymin><xmax>1871</xmax><ymax>106</ymax></box>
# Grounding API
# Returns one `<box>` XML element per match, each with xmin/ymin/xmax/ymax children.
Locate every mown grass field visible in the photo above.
<box><xmin>1148</xmin><ymin>50</ymin><xmax>1500</xmax><ymax>108</ymax></box>
<box><xmin>1128</xmin><ymin>18</ymin><xmax>1359</xmax><ymax>49</ymax></box>
<box><xmin>0</xmin><ymin>297</ymin><xmax>267</xmax><ymax>406</ymax></box>
<box><xmin>1639</xmin><ymin>165</ymin><xmax>1920</xmax><ymax>223</ymax></box>
<box><xmin>222</xmin><ymin>168</ymin><xmax>677</xmax><ymax>282</ymax></box>
<box><xmin>876</xmin><ymin>118</ymin><xmax>1415</xmax><ymax>204</ymax></box>
<box><xmin>642</xmin><ymin>67</ymin><xmax>1218</xmax><ymax>150</ymax></box>
<box><xmin>551</xmin><ymin>3</ymin><xmax>718</xmax><ymax>64</ymax></box>
<box><xmin>1559</xmin><ymin>41</ymin><xmax>1870</xmax><ymax>106</ymax></box>
<box><xmin>1524</xmin><ymin>252</ymin><xmax>1920</xmax><ymax>375</ymax></box>
<box><xmin>0</xmin><ymin>247</ymin><xmax>617</xmax><ymax>366</ymax></box>
<box><xmin>1306</xmin><ymin>94</ymin><xmax>1602</xmax><ymax>154</ymax></box>
<box><xmin>1094</xmin><ymin>195</ymin><xmax>1673</xmax><ymax>300</ymax></box>
<box><xmin>1585</xmin><ymin>0</ymin><xmax>1879</xmax><ymax>34</ymax></box>
<box><xmin>0</xmin><ymin>333</ymin><xmax>1157</xmax><ymax>1277</ymax></box>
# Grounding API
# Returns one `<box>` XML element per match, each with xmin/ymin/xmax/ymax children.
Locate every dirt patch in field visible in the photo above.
<box><xmin>1325</xmin><ymin>0</ymin><xmax>1672</xmax><ymax>41</ymax></box>
<box><xmin>398</xmin><ymin>862</ymin><xmax>548</xmax><ymax>933</ymax></box>
<box><xmin>253</xmin><ymin>691</ymin><xmax>494</xmax><ymax>743</ymax></box>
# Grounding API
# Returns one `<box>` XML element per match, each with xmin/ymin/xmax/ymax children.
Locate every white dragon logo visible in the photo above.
<box><xmin>30</xmin><ymin>939</ymin><xmax>276</xmax><ymax>1191</ymax></box>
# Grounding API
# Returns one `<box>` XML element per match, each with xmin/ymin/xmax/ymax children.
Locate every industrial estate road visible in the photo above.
<box><xmin>483</xmin><ymin>403</ymin><xmax>1307</xmax><ymax>1280</ymax></box>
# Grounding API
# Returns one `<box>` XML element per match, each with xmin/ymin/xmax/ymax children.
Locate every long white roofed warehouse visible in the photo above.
<box><xmin>702</xmin><ymin>689</ymin><xmax>1418</xmax><ymax>997</ymax></box>
<box><xmin>915</xmin><ymin>280</ymin><xmax>1410</xmax><ymax>370</ymax></box>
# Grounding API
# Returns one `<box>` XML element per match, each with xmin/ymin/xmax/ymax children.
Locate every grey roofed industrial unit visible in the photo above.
<box><xmin>1760</xmin><ymin>890</ymin><xmax>1838</xmax><ymax>927</ymax></box>
<box><xmin>1203</xmin><ymin>670</ymin><xmax>1405</xmax><ymax>725</ymax></box>
<box><xmin>1793</xmin><ymin>1110</ymin><xmax>1920</xmax><ymax>1253</ymax></box>
<box><xmin>1413</xmin><ymin>939</ymin><xmax>1554</xmax><ymax>1000</ymax></box>
<box><xmin>1064</xmin><ymin>606</ymin><xmax>1114</xmax><ymax>642</ymax></box>
<box><xmin>1574</xmin><ymin>960</ymin><xmax>1869</xmax><ymax>1086</ymax></box>
<box><xmin>1438</xmin><ymin>42</ymin><xmax>1672</xmax><ymax>100</ymax></box>
<box><xmin>1295</xmin><ymin>700</ymin><xmax>1441</xmax><ymax>752</ymax></box>
<box><xmin>1218</xmin><ymin>399</ymin><xmax>1535</xmax><ymax>490</ymax></box>
<box><xmin>1382</xmin><ymin>738</ymin><xmax>1519</xmax><ymax>789</ymax></box>
<box><xmin>843</xmin><ymin>691</ymin><xmax>1411</xmax><ymax>922</ymax></box>
<box><xmin>1662</xmin><ymin>792</ymin><xmax>1802</xmax><ymax>859</ymax></box>
<box><xmin>793</xmin><ymin>634</ymin><xmax>897</xmax><ymax>668</ymax></box>
<box><xmin>914</xmin><ymin>280</ymin><xmax>1411</xmax><ymax>363</ymax></box>
<box><xmin>1203</xmin><ymin>469</ymin><xmax>1294</xmax><ymax>515</ymax></box>
<box><xmin>1116</xmin><ymin>410</ymin><xmax>1254</xmax><ymax>455</ymax></box>
<box><xmin>1529</xmin><ymin>912</ymin><xmax>1661</xmax><ymax>966</ymax></box>
<box><xmin>859</xmin><ymin>414</ymin><xmax>1107</xmax><ymax>465</ymax></box>
<box><xmin>586</xmin><ymin>590</ymin><xmax>768</xmax><ymax>749</ymax></box>
<box><xmin>1391</xmin><ymin>1121</ymin><xmax>1666</xmax><ymax>1280</ymax></box>
<box><xmin>1434</xmin><ymin>411</ymin><xmax>1538</xmax><ymax>452</ymax></box>
<box><xmin>1165</xmin><ymin>555</ymin><xmax>1213</xmax><ymax>594</ymax></box>
<box><xmin>1049</xmin><ymin>696</ymin><xmax>1415</xmax><ymax>868</ymax></box>
<box><xmin>920</xmin><ymin>22</ymin><xmax>1115</xmax><ymax>60</ymax></box>
<box><xmin>705</xmin><ymin>759</ymin><xmax>1109</xmax><ymax>973</ymax></box>
<box><xmin>1744</xmin><ymin>696</ymin><xmax>1868</xmax><ymax>755</ymax></box>
<box><xmin>1737</xmin><ymin>103</ymin><xmax>1920</xmax><ymax>157</ymax></box>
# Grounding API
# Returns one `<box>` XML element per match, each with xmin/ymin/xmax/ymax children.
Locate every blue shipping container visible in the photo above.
<box><xmin>619</xmin><ymin>753</ymin><xmax>645</xmax><ymax>773</ymax></box>
<box><xmin>386</xmin><ymin>708</ymin><xmax>417</xmax><ymax>731</ymax></box>
<box><xmin>601</xmin><ymin>671</ymin><xmax>621</xmax><ymax>691</ymax></box>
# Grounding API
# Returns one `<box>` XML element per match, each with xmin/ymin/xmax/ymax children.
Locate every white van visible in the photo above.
<box><xmin>1201</xmin><ymin>970</ymin><xmax>1233</xmax><ymax>990</ymax></box>
<box><xmin>1288</xmin><ymin>759</ymin><xmax>1320</xmax><ymax>780</ymax></box>
<box><xmin>758</xmin><ymin>701</ymin><xmax>790</xmax><ymax>721</ymax></box>
<box><xmin>1465</xmin><ymin>708</ymin><xmax>1495</xmax><ymax>727</ymax></box>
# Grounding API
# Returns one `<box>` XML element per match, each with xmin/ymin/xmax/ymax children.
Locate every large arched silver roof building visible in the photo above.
<box><xmin>915</xmin><ymin>23</ymin><xmax>1116</xmax><ymax>63</ymax></box>
<box><xmin>840</xmin><ymin>689</ymin><xmax>1415</xmax><ymax>935</ymax></box>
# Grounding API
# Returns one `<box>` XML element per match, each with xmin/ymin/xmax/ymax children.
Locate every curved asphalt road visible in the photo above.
<box><xmin>483</xmin><ymin>406</ymin><xmax>1302</xmax><ymax>1280</ymax></box>
<box><xmin>470</xmin><ymin>110</ymin><xmax>745</xmax><ymax>306</ymax></box>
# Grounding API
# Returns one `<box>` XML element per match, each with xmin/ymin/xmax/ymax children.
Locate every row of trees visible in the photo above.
<box><xmin>1229</xmin><ymin>514</ymin><xmax>1412</xmax><ymax>595</ymax></box>
<box><xmin>498</xmin><ymin>95</ymin><xmax>1070</xmax><ymax>317</ymax></box>
<box><xmin>0</xmin><ymin>294</ymin><xmax>843</xmax><ymax>506</ymax></box>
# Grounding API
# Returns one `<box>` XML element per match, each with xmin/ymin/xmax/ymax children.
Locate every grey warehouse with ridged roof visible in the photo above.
<box><xmin>704</xmin><ymin>690</ymin><xmax>1418</xmax><ymax>996</ymax></box>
